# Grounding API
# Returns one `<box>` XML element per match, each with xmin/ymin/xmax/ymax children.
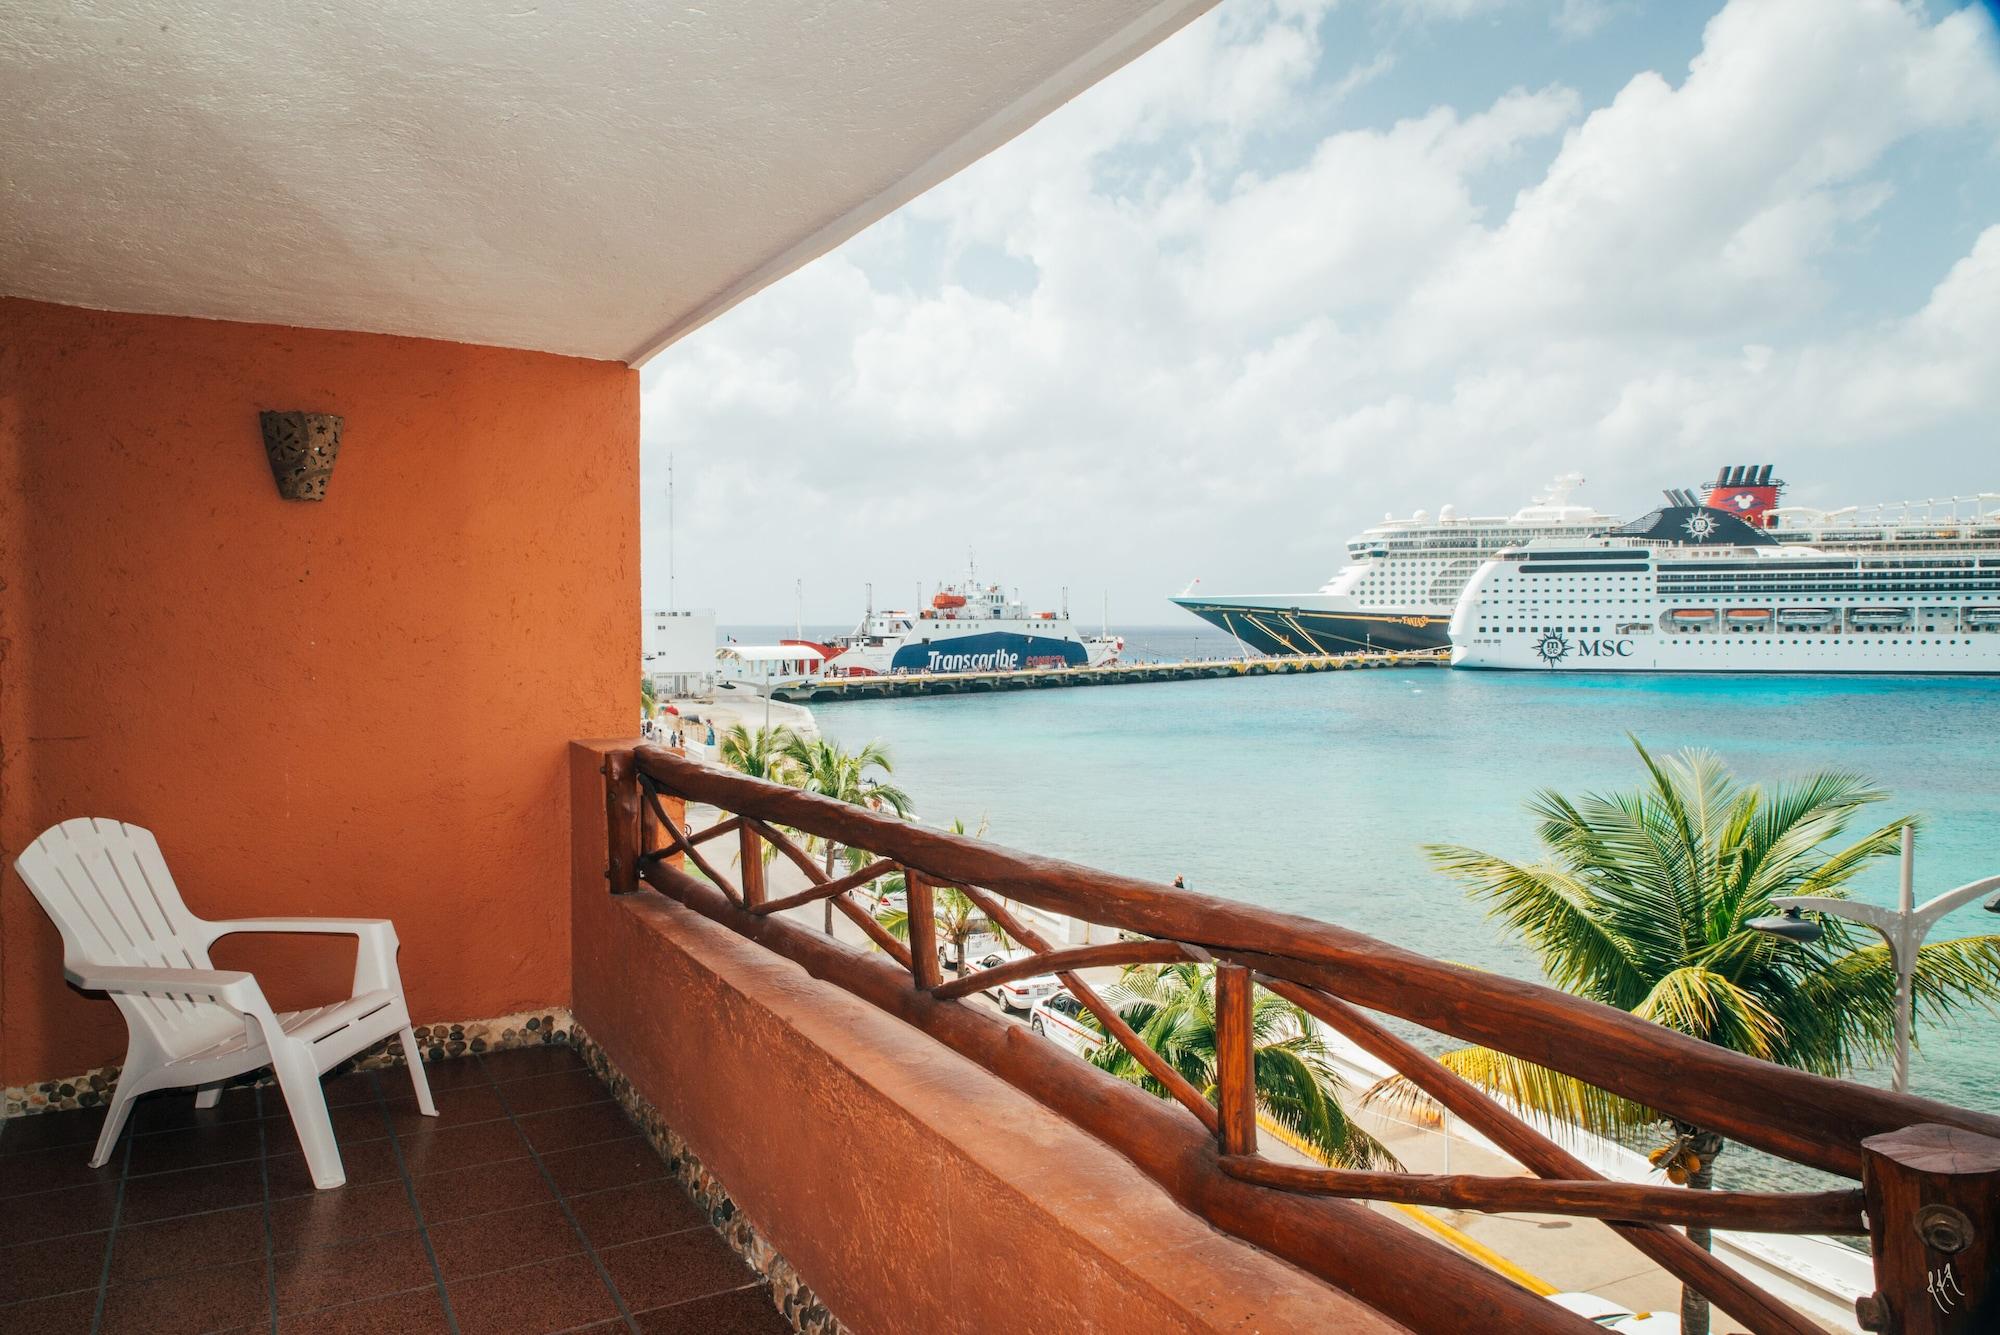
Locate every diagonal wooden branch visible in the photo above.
<box><xmin>753</xmin><ymin>858</ymin><xmax>900</xmax><ymax>917</ymax></box>
<box><xmin>642</xmin><ymin>783</ymin><xmax>741</xmax><ymax>903</ymax></box>
<box><xmin>959</xmin><ymin>886</ymin><xmax>1218</xmax><ymax>1135</ymax></box>
<box><xmin>1251</xmin><ymin>971</ymin><xmax>1821</xmax><ymax>1335</ymax></box>
<box><xmin>683</xmin><ymin>814</ymin><xmax>745</xmax><ymax>849</ymax></box>
<box><xmin>931</xmin><ymin>939</ymin><xmax>1193</xmax><ymax>1002</ymax></box>
<box><xmin>736</xmin><ymin>818</ymin><xmax>911</xmax><ymax>967</ymax></box>
<box><xmin>1217</xmin><ymin>1156</ymin><xmax>1865</xmax><ymax>1235</ymax></box>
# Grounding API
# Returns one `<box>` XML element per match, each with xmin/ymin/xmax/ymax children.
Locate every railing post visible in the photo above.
<box><xmin>907</xmin><ymin>869</ymin><xmax>941</xmax><ymax>989</ymax></box>
<box><xmin>739</xmin><ymin>822</ymin><xmax>765</xmax><ymax>909</ymax></box>
<box><xmin>1858</xmin><ymin>1124</ymin><xmax>2000</xmax><ymax>1334</ymax></box>
<box><xmin>603</xmin><ymin>748</ymin><xmax>641</xmax><ymax>896</ymax></box>
<box><xmin>1216</xmin><ymin>963</ymin><xmax>1257</xmax><ymax>1156</ymax></box>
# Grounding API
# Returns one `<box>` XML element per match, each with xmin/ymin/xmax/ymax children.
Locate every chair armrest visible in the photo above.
<box><xmin>202</xmin><ymin>917</ymin><xmax>396</xmax><ymax>944</ymax></box>
<box><xmin>67</xmin><ymin>964</ymin><xmax>263</xmax><ymax>1011</ymax></box>
<box><xmin>199</xmin><ymin>918</ymin><xmax>403</xmax><ymax>996</ymax></box>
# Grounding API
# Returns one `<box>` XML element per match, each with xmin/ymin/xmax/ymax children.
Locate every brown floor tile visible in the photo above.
<box><xmin>426</xmin><ymin>1199</ymin><xmax>583</xmax><ymax>1281</ymax></box>
<box><xmin>99</xmin><ymin>1256</ymin><xmax>270</xmax><ymax>1335</ymax></box>
<box><xmin>277</xmin><ymin>1285</ymin><xmax>452</xmax><ymax>1334</ymax></box>
<box><xmin>394</xmin><ymin>1117</ymin><xmax>529</xmax><ymax>1179</ymax></box>
<box><xmin>111</xmin><ymin>1203</ymin><xmax>266</xmax><ymax>1283</ymax></box>
<box><xmin>409</xmin><ymin>1057</ymin><xmax>495</xmax><ymax>1094</ymax></box>
<box><xmin>633</xmin><ymin>1286</ymin><xmax>787</xmax><ymax>1335</ymax></box>
<box><xmin>479</xmin><ymin>1047</ymin><xmax>585</xmax><ymax>1083</ymax></box>
<box><xmin>317</xmin><ymin>1071</ymin><xmax>382</xmax><ymax>1108</ymax></box>
<box><xmin>0</xmin><ymin>1286</ymin><xmax>101</xmax><ymax>1334</ymax></box>
<box><xmin>119</xmin><ymin>1157</ymin><xmax>266</xmax><ymax>1224</ymax></box>
<box><xmin>269</xmin><ymin>1179</ymin><xmax>418</xmax><ymax>1252</ymax></box>
<box><xmin>565</xmin><ymin>1181</ymin><xmax>705</xmax><ymax>1249</ymax></box>
<box><xmin>492</xmin><ymin>1070</ymin><xmax>607</xmax><ymax>1117</ymax></box>
<box><xmin>539</xmin><ymin>1135</ymin><xmax>666</xmax><ymax>1197</ymax></box>
<box><xmin>266</xmin><ymin>1137</ymin><xmax>405</xmax><ymax>1197</ymax></box>
<box><xmin>514</xmin><ymin>1102</ymin><xmax>633</xmax><ymax>1156</ymax></box>
<box><xmin>597</xmin><ymin>1229</ymin><xmax>758</xmax><ymax>1315</ymax></box>
<box><xmin>0</xmin><ymin>1106</ymin><xmax>108</xmax><ymax>1156</ymax></box>
<box><xmin>128</xmin><ymin>1087</ymin><xmax>263</xmax><ymax>1135</ymax></box>
<box><xmin>127</xmin><ymin>1117</ymin><xmax>267</xmax><ymax>1177</ymax></box>
<box><xmin>0</xmin><ymin>1231</ymin><xmax>110</xmax><ymax>1305</ymax></box>
<box><xmin>382</xmin><ymin>1082</ymin><xmax>507</xmax><ymax>1131</ymax></box>
<box><xmin>0</xmin><ymin>1180</ymin><xmax>122</xmax><ymax>1244</ymax></box>
<box><xmin>413</xmin><ymin>1155</ymin><xmax>555</xmax><ymax>1224</ymax></box>
<box><xmin>447</xmin><ymin>1253</ymin><xmax>619</xmax><ymax>1335</ymax></box>
<box><xmin>0</xmin><ymin>1142</ymin><xmax>120</xmax><ymax>1198</ymax></box>
<box><xmin>273</xmin><ymin>1230</ymin><xmax>433</xmax><ymax>1314</ymax></box>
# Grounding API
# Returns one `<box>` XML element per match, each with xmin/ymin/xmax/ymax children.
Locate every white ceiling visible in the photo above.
<box><xmin>0</xmin><ymin>1</ymin><xmax>1216</xmax><ymax>364</ymax></box>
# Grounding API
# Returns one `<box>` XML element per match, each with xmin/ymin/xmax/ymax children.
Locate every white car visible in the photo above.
<box><xmin>1029</xmin><ymin>990</ymin><xmax>1102</xmax><ymax>1057</ymax></box>
<box><xmin>960</xmin><ymin>950</ymin><xmax>1060</xmax><ymax>1013</ymax></box>
<box><xmin>1547</xmin><ymin>1293</ymin><xmax>1679</xmax><ymax>1333</ymax></box>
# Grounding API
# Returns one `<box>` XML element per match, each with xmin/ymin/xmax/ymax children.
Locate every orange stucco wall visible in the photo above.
<box><xmin>0</xmin><ymin>298</ymin><xmax>638</xmax><ymax>1087</ymax></box>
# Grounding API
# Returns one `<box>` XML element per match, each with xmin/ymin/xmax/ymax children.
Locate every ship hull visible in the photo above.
<box><xmin>1173</xmin><ymin>598</ymin><xmax>1447</xmax><ymax>656</ymax></box>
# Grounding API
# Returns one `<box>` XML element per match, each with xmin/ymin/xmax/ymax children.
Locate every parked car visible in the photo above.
<box><xmin>1547</xmin><ymin>1293</ymin><xmax>1679</xmax><ymax>1333</ymax></box>
<box><xmin>953</xmin><ymin>949</ymin><xmax>1059</xmax><ymax>1012</ymax></box>
<box><xmin>1029</xmin><ymin>990</ymin><xmax>1101</xmax><ymax>1057</ymax></box>
<box><xmin>937</xmin><ymin>932</ymin><xmax>1004</xmax><ymax>973</ymax></box>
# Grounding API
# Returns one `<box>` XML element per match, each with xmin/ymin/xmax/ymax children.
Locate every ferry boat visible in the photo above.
<box><xmin>1449</xmin><ymin>504</ymin><xmax>2000</xmax><ymax>674</ymax></box>
<box><xmin>802</xmin><ymin>571</ymin><xmax>1122</xmax><ymax>677</ymax></box>
<box><xmin>1171</xmin><ymin>474</ymin><xmax>1617</xmax><ymax>655</ymax></box>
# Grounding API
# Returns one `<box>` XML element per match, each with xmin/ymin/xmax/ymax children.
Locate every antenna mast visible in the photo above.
<box><xmin>666</xmin><ymin>453</ymin><xmax>676</xmax><ymax>612</ymax></box>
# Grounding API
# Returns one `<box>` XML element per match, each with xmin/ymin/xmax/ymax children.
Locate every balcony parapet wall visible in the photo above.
<box><xmin>566</xmin><ymin>741</ymin><xmax>1368</xmax><ymax>1334</ymax></box>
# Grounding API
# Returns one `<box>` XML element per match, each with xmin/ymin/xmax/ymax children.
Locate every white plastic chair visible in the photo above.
<box><xmin>13</xmin><ymin>817</ymin><xmax>436</xmax><ymax>1188</ymax></box>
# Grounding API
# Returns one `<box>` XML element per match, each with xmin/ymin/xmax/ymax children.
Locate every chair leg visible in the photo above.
<box><xmin>270</xmin><ymin>1043</ymin><xmax>346</xmax><ymax>1189</ymax></box>
<box><xmin>397</xmin><ymin>1026</ymin><xmax>437</xmax><ymax>1116</ymax></box>
<box><xmin>194</xmin><ymin>1086</ymin><xmax>221</xmax><ymax>1109</ymax></box>
<box><xmin>89</xmin><ymin>1083</ymin><xmax>140</xmax><ymax>1169</ymax></box>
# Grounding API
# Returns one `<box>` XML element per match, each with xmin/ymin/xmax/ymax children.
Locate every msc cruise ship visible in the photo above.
<box><xmin>1450</xmin><ymin>505</ymin><xmax>2000</xmax><ymax>674</ymax></box>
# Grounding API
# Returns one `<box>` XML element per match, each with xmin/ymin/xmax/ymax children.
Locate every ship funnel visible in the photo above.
<box><xmin>1757</xmin><ymin>464</ymin><xmax>1774</xmax><ymax>485</ymax></box>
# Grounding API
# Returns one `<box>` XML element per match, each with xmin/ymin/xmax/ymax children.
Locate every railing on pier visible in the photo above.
<box><xmin>606</xmin><ymin>746</ymin><xmax>2000</xmax><ymax>1335</ymax></box>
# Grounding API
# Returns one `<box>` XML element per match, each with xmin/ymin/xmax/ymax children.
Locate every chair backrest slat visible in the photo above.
<box><xmin>14</xmin><ymin>818</ymin><xmax>234</xmax><ymax>1052</ymax></box>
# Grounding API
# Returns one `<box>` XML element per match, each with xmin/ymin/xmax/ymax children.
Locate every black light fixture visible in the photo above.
<box><xmin>259</xmin><ymin>411</ymin><xmax>343</xmax><ymax>501</ymax></box>
<box><xmin>1748</xmin><ymin>904</ymin><xmax>1825</xmax><ymax>944</ymax></box>
<box><xmin>1986</xmin><ymin>891</ymin><xmax>2000</xmax><ymax>914</ymax></box>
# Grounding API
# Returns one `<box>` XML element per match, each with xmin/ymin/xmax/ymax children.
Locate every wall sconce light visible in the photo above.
<box><xmin>259</xmin><ymin>411</ymin><xmax>344</xmax><ymax>501</ymax></box>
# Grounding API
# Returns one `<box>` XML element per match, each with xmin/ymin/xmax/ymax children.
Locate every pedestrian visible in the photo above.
<box><xmin>1172</xmin><ymin>874</ymin><xmax>1186</xmax><ymax>890</ymax></box>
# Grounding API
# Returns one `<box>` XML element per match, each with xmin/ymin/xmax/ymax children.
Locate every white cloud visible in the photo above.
<box><xmin>643</xmin><ymin>0</ymin><xmax>2000</xmax><ymax>620</ymax></box>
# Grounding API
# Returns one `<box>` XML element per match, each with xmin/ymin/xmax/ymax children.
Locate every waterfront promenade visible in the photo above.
<box><xmin>772</xmin><ymin>647</ymin><xmax>1447</xmax><ymax>702</ymax></box>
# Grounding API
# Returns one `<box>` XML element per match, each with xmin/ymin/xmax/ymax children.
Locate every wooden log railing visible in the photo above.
<box><xmin>617</xmin><ymin>745</ymin><xmax>2000</xmax><ymax>1335</ymax></box>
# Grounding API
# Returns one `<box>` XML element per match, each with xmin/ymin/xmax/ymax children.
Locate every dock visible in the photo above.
<box><xmin>770</xmin><ymin>648</ymin><xmax>1447</xmax><ymax>701</ymax></box>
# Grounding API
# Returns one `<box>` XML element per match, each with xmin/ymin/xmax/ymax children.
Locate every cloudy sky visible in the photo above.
<box><xmin>640</xmin><ymin>0</ymin><xmax>2000</xmax><ymax>625</ymax></box>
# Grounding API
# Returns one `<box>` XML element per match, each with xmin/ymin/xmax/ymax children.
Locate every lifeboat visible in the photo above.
<box><xmin>931</xmin><ymin>592</ymin><xmax>967</xmax><ymax>609</ymax></box>
<box><xmin>1776</xmin><ymin>607</ymin><xmax>1835</xmax><ymax>627</ymax></box>
<box><xmin>1965</xmin><ymin>606</ymin><xmax>2000</xmax><ymax>628</ymax></box>
<box><xmin>1669</xmin><ymin>609</ymin><xmax>1717</xmax><ymax>623</ymax></box>
<box><xmin>1725</xmin><ymin>608</ymin><xmax>1771</xmax><ymax>624</ymax></box>
<box><xmin>1849</xmin><ymin>607</ymin><xmax>1911</xmax><ymax>627</ymax></box>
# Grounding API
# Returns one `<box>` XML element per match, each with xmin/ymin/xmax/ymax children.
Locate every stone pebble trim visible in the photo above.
<box><xmin>3</xmin><ymin>1008</ymin><xmax>843</xmax><ymax>1335</ymax></box>
<box><xmin>2</xmin><ymin>1007</ymin><xmax>572</xmax><ymax>1118</ymax></box>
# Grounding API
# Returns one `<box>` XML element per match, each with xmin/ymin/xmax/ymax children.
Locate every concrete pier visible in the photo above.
<box><xmin>770</xmin><ymin>648</ymin><xmax>1447</xmax><ymax>702</ymax></box>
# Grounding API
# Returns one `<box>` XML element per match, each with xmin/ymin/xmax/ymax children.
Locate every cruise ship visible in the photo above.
<box><xmin>803</xmin><ymin>571</ymin><xmax>1122</xmax><ymax>676</ymax></box>
<box><xmin>1449</xmin><ymin>503</ymin><xmax>2000</xmax><ymax>674</ymax></box>
<box><xmin>1171</xmin><ymin>474</ymin><xmax>1616</xmax><ymax>655</ymax></box>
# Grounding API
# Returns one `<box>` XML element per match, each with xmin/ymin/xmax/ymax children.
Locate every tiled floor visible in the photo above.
<box><xmin>0</xmin><ymin>1047</ymin><xmax>792</xmax><ymax>1335</ymax></box>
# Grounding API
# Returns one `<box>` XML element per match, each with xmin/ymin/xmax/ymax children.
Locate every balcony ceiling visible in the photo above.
<box><xmin>0</xmin><ymin>0</ymin><xmax>1215</xmax><ymax>364</ymax></box>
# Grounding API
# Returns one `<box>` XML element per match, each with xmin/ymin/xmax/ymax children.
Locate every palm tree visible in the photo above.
<box><xmin>778</xmin><ymin>735</ymin><xmax>912</xmax><ymax>932</ymax></box>
<box><xmin>1090</xmin><ymin>962</ymin><xmax>1397</xmax><ymax>1170</ymax></box>
<box><xmin>717</xmin><ymin>723</ymin><xmax>798</xmax><ymax>782</ymax></box>
<box><xmin>640</xmin><ymin>676</ymin><xmax>658</xmax><ymax>720</ymax></box>
<box><xmin>1386</xmin><ymin>739</ymin><xmax>2000</xmax><ymax>1335</ymax></box>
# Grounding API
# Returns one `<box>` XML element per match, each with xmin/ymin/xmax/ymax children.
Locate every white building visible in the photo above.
<box><xmin>644</xmin><ymin>609</ymin><xmax>718</xmax><ymax>696</ymax></box>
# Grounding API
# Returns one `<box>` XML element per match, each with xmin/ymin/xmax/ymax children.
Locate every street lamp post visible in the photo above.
<box><xmin>1749</xmin><ymin>825</ymin><xmax>2000</xmax><ymax>1094</ymax></box>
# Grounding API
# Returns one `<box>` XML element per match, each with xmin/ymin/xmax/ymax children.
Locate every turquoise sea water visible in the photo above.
<box><xmin>801</xmin><ymin>630</ymin><xmax>2000</xmax><ymax>1120</ymax></box>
